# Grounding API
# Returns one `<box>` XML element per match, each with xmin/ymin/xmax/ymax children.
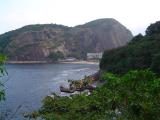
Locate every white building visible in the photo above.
<box><xmin>87</xmin><ymin>53</ymin><xmax>103</xmax><ymax>60</ymax></box>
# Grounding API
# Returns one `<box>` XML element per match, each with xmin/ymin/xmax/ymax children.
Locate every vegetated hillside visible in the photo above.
<box><xmin>100</xmin><ymin>21</ymin><xmax>160</xmax><ymax>74</ymax></box>
<box><xmin>0</xmin><ymin>18</ymin><xmax>132</xmax><ymax>61</ymax></box>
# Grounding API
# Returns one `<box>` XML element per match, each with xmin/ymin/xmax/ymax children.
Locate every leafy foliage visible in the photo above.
<box><xmin>48</xmin><ymin>51</ymin><xmax>64</xmax><ymax>61</ymax></box>
<box><xmin>68</xmin><ymin>76</ymin><xmax>93</xmax><ymax>89</ymax></box>
<box><xmin>150</xmin><ymin>53</ymin><xmax>160</xmax><ymax>73</ymax></box>
<box><xmin>0</xmin><ymin>55</ymin><xmax>6</xmax><ymax>101</ymax></box>
<box><xmin>146</xmin><ymin>21</ymin><xmax>160</xmax><ymax>36</ymax></box>
<box><xmin>28</xmin><ymin>70</ymin><xmax>160</xmax><ymax>120</ymax></box>
<box><xmin>100</xmin><ymin>21</ymin><xmax>160</xmax><ymax>74</ymax></box>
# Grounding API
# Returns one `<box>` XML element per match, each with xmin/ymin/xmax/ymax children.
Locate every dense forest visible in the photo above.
<box><xmin>100</xmin><ymin>21</ymin><xmax>160</xmax><ymax>74</ymax></box>
<box><xmin>24</xmin><ymin>21</ymin><xmax>160</xmax><ymax>120</ymax></box>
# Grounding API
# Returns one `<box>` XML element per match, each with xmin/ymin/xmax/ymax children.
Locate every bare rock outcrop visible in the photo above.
<box><xmin>0</xmin><ymin>18</ymin><xmax>133</xmax><ymax>61</ymax></box>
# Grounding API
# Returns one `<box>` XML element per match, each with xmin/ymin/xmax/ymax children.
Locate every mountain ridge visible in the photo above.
<box><xmin>0</xmin><ymin>18</ymin><xmax>133</xmax><ymax>61</ymax></box>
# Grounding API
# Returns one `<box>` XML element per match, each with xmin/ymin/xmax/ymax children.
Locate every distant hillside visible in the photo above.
<box><xmin>100</xmin><ymin>21</ymin><xmax>160</xmax><ymax>74</ymax></box>
<box><xmin>0</xmin><ymin>18</ymin><xmax>133</xmax><ymax>61</ymax></box>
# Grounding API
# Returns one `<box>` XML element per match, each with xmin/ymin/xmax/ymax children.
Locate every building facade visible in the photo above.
<box><xmin>87</xmin><ymin>53</ymin><xmax>103</xmax><ymax>60</ymax></box>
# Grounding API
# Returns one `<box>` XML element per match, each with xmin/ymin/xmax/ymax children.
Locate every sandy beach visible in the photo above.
<box><xmin>59</xmin><ymin>60</ymin><xmax>99</xmax><ymax>65</ymax></box>
<box><xmin>6</xmin><ymin>61</ymin><xmax>48</xmax><ymax>64</ymax></box>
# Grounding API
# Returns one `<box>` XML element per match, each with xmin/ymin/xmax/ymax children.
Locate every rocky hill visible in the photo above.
<box><xmin>0</xmin><ymin>18</ymin><xmax>133</xmax><ymax>61</ymax></box>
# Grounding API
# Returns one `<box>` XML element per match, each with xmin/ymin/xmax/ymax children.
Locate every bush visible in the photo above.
<box><xmin>150</xmin><ymin>53</ymin><xmax>160</xmax><ymax>73</ymax></box>
<box><xmin>0</xmin><ymin>55</ymin><xmax>7</xmax><ymax>101</ymax></box>
<box><xmin>48</xmin><ymin>51</ymin><xmax>64</xmax><ymax>61</ymax></box>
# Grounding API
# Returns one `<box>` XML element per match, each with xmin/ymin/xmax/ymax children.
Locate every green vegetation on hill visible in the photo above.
<box><xmin>0</xmin><ymin>24</ymin><xmax>68</xmax><ymax>53</ymax></box>
<box><xmin>100</xmin><ymin>21</ymin><xmax>160</xmax><ymax>74</ymax></box>
<box><xmin>48</xmin><ymin>51</ymin><xmax>64</xmax><ymax>61</ymax></box>
<box><xmin>146</xmin><ymin>21</ymin><xmax>160</xmax><ymax>36</ymax></box>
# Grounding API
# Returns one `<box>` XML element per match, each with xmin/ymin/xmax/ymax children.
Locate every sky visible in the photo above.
<box><xmin>0</xmin><ymin>0</ymin><xmax>160</xmax><ymax>35</ymax></box>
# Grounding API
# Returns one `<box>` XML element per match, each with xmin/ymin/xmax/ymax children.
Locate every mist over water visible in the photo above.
<box><xmin>0</xmin><ymin>63</ymin><xmax>98</xmax><ymax>120</ymax></box>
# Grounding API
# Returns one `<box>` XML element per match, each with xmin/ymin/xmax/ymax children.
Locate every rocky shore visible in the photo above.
<box><xmin>60</xmin><ymin>71</ymin><xmax>101</xmax><ymax>94</ymax></box>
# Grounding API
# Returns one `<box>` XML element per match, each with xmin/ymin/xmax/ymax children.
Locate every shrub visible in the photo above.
<box><xmin>48</xmin><ymin>51</ymin><xmax>64</xmax><ymax>61</ymax></box>
<box><xmin>0</xmin><ymin>55</ymin><xmax>7</xmax><ymax>101</ymax></box>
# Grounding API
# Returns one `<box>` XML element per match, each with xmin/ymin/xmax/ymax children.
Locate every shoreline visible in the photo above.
<box><xmin>6</xmin><ymin>61</ymin><xmax>49</xmax><ymax>64</ymax></box>
<box><xmin>59</xmin><ymin>61</ymin><xmax>99</xmax><ymax>65</ymax></box>
<box><xmin>6</xmin><ymin>60</ymin><xmax>99</xmax><ymax>65</ymax></box>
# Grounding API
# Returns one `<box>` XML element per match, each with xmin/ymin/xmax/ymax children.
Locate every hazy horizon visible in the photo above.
<box><xmin>1</xmin><ymin>0</ymin><xmax>160</xmax><ymax>35</ymax></box>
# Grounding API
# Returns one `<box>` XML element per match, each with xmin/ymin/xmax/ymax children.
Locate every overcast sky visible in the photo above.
<box><xmin>0</xmin><ymin>0</ymin><xmax>160</xmax><ymax>35</ymax></box>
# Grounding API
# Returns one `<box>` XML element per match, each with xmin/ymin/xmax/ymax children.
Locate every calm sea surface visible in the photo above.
<box><xmin>0</xmin><ymin>63</ymin><xmax>98</xmax><ymax>120</ymax></box>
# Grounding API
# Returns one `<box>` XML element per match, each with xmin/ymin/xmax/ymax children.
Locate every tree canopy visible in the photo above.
<box><xmin>146</xmin><ymin>21</ymin><xmax>160</xmax><ymax>36</ymax></box>
<box><xmin>48</xmin><ymin>51</ymin><xmax>64</xmax><ymax>61</ymax></box>
<box><xmin>0</xmin><ymin>55</ymin><xmax>6</xmax><ymax>101</ymax></box>
<box><xmin>100</xmin><ymin>21</ymin><xmax>160</xmax><ymax>74</ymax></box>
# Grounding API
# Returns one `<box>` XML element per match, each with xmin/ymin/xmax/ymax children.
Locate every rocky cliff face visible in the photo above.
<box><xmin>0</xmin><ymin>18</ymin><xmax>133</xmax><ymax>61</ymax></box>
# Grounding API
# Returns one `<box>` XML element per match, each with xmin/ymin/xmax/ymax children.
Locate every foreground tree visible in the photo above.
<box><xmin>100</xmin><ymin>21</ymin><xmax>160</xmax><ymax>74</ymax></box>
<box><xmin>146</xmin><ymin>21</ymin><xmax>160</xmax><ymax>36</ymax></box>
<box><xmin>0</xmin><ymin>55</ymin><xmax>6</xmax><ymax>101</ymax></box>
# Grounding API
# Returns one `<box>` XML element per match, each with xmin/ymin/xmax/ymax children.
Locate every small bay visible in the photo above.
<box><xmin>0</xmin><ymin>63</ymin><xmax>98</xmax><ymax>120</ymax></box>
